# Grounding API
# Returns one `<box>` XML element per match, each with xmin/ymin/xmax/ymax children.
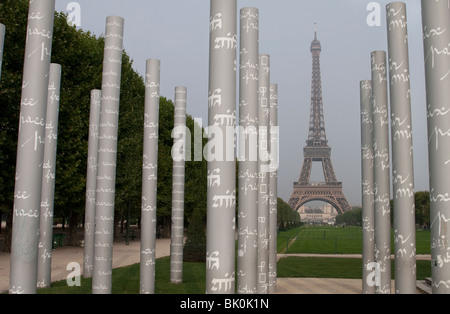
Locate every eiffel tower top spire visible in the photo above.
<box><xmin>307</xmin><ymin>25</ymin><xmax>327</xmax><ymax>147</ymax></box>
<box><xmin>313</xmin><ymin>22</ymin><xmax>319</xmax><ymax>43</ymax></box>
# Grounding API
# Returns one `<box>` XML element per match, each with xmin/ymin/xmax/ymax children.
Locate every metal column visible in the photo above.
<box><xmin>37</xmin><ymin>63</ymin><xmax>62</xmax><ymax>288</ymax></box>
<box><xmin>0</xmin><ymin>23</ymin><xmax>5</xmax><ymax>81</ymax></box>
<box><xmin>140</xmin><ymin>59</ymin><xmax>160</xmax><ymax>294</ymax></box>
<box><xmin>360</xmin><ymin>80</ymin><xmax>376</xmax><ymax>294</ymax></box>
<box><xmin>257</xmin><ymin>54</ymin><xmax>270</xmax><ymax>294</ymax></box>
<box><xmin>268</xmin><ymin>83</ymin><xmax>278</xmax><ymax>294</ymax></box>
<box><xmin>9</xmin><ymin>0</ymin><xmax>56</xmax><ymax>294</ymax></box>
<box><xmin>371</xmin><ymin>50</ymin><xmax>391</xmax><ymax>294</ymax></box>
<box><xmin>237</xmin><ymin>7</ymin><xmax>259</xmax><ymax>294</ymax></box>
<box><xmin>386</xmin><ymin>2</ymin><xmax>416</xmax><ymax>294</ymax></box>
<box><xmin>170</xmin><ymin>86</ymin><xmax>187</xmax><ymax>284</ymax></box>
<box><xmin>421</xmin><ymin>0</ymin><xmax>450</xmax><ymax>294</ymax></box>
<box><xmin>92</xmin><ymin>16</ymin><xmax>124</xmax><ymax>294</ymax></box>
<box><xmin>83</xmin><ymin>89</ymin><xmax>102</xmax><ymax>278</ymax></box>
<box><xmin>206</xmin><ymin>0</ymin><xmax>237</xmax><ymax>294</ymax></box>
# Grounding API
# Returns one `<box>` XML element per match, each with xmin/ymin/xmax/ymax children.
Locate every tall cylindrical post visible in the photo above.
<box><xmin>92</xmin><ymin>16</ymin><xmax>124</xmax><ymax>294</ymax></box>
<box><xmin>360</xmin><ymin>80</ymin><xmax>376</xmax><ymax>294</ymax></box>
<box><xmin>206</xmin><ymin>0</ymin><xmax>237</xmax><ymax>294</ymax></box>
<box><xmin>83</xmin><ymin>90</ymin><xmax>102</xmax><ymax>278</ymax></box>
<box><xmin>0</xmin><ymin>23</ymin><xmax>5</xmax><ymax>81</ymax></box>
<box><xmin>237</xmin><ymin>7</ymin><xmax>259</xmax><ymax>295</ymax></box>
<box><xmin>421</xmin><ymin>0</ymin><xmax>450</xmax><ymax>294</ymax></box>
<box><xmin>170</xmin><ymin>86</ymin><xmax>187</xmax><ymax>284</ymax></box>
<box><xmin>37</xmin><ymin>63</ymin><xmax>62</xmax><ymax>288</ymax></box>
<box><xmin>386</xmin><ymin>2</ymin><xmax>416</xmax><ymax>294</ymax></box>
<box><xmin>268</xmin><ymin>83</ymin><xmax>278</xmax><ymax>294</ymax></box>
<box><xmin>9</xmin><ymin>0</ymin><xmax>56</xmax><ymax>295</ymax></box>
<box><xmin>257</xmin><ymin>54</ymin><xmax>270</xmax><ymax>294</ymax></box>
<box><xmin>371</xmin><ymin>51</ymin><xmax>391</xmax><ymax>294</ymax></box>
<box><xmin>140</xmin><ymin>59</ymin><xmax>160</xmax><ymax>294</ymax></box>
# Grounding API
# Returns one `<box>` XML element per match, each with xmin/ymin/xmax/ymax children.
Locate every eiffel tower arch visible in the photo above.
<box><xmin>288</xmin><ymin>26</ymin><xmax>351</xmax><ymax>215</ymax></box>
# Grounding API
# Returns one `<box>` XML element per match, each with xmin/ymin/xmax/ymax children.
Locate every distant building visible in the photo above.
<box><xmin>298</xmin><ymin>203</ymin><xmax>337</xmax><ymax>224</ymax></box>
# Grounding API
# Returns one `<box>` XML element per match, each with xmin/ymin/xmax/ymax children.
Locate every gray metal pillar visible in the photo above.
<box><xmin>257</xmin><ymin>54</ymin><xmax>270</xmax><ymax>294</ymax></box>
<box><xmin>0</xmin><ymin>23</ymin><xmax>5</xmax><ymax>81</ymax></box>
<box><xmin>421</xmin><ymin>0</ymin><xmax>450</xmax><ymax>294</ymax></box>
<box><xmin>371</xmin><ymin>51</ymin><xmax>391</xmax><ymax>294</ymax></box>
<box><xmin>268</xmin><ymin>83</ymin><xmax>278</xmax><ymax>294</ymax></box>
<box><xmin>9</xmin><ymin>0</ymin><xmax>55</xmax><ymax>295</ymax></box>
<box><xmin>140</xmin><ymin>59</ymin><xmax>160</xmax><ymax>294</ymax></box>
<box><xmin>360</xmin><ymin>80</ymin><xmax>376</xmax><ymax>294</ymax></box>
<box><xmin>206</xmin><ymin>0</ymin><xmax>237</xmax><ymax>294</ymax></box>
<box><xmin>83</xmin><ymin>89</ymin><xmax>102</xmax><ymax>279</ymax></box>
<box><xmin>237</xmin><ymin>7</ymin><xmax>259</xmax><ymax>295</ymax></box>
<box><xmin>170</xmin><ymin>86</ymin><xmax>187</xmax><ymax>284</ymax></box>
<box><xmin>386</xmin><ymin>2</ymin><xmax>416</xmax><ymax>294</ymax></box>
<box><xmin>92</xmin><ymin>16</ymin><xmax>124</xmax><ymax>294</ymax></box>
<box><xmin>37</xmin><ymin>63</ymin><xmax>61</xmax><ymax>288</ymax></box>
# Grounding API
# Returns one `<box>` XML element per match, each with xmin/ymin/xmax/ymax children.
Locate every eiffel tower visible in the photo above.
<box><xmin>288</xmin><ymin>27</ymin><xmax>351</xmax><ymax>214</ymax></box>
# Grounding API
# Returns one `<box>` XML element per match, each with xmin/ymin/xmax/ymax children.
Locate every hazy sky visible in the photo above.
<box><xmin>54</xmin><ymin>0</ymin><xmax>430</xmax><ymax>207</ymax></box>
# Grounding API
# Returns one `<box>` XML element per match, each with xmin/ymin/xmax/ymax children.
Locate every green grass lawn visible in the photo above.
<box><xmin>36</xmin><ymin>226</ymin><xmax>431</xmax><ymax>294</ymax></box>
<box><xmin>38</xmin><ymin>256</ymin><xmax>206</xmax><ymax>294</ymax></box>
<box><xmin>277</xmin><ymin>256</ymin><xmax>431</xmax><ymax>280</ymax></box>
<box><xmin>37</xmin><ymin>255</ymin><xmax>431</xmax><ymax>294</ymax></box>
<box><xmin>278</xmin><ymin>226</ymin><xmax>431</xmax><ymax>255</ymax></box>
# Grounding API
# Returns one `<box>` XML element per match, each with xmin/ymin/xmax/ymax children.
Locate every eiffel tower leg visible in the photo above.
<box><xmin>371</xmin><ymin>50</ymin><xmax>391</xmax><ymax>294</ymax></box>
<box><xmin>299</xmin><ymin>157</ymin><xmax>312</xmax><ymax>183</ymax></box>
<box><xmin>421</xmin><ymin>0</ymin><xmax>450</xmax><ymax>295</ymax></box>
<box><xmin>322</xmin><ymin>157</ymin><xmax>337</xmax><ymax>182</ymax></box>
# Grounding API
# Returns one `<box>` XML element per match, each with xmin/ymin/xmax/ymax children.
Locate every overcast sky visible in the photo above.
<box><xmin>54</xmin><ymin>0</ymin><xmax>429</xmax><ymax>207</ymax></box>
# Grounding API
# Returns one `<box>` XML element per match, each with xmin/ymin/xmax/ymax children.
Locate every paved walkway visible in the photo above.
<box><xmin>0</xmin><ymin>238</ymin><xmax>171</xmax><ymax>293</ymax></box>
<box><xmin>275</xmin><ymin>277</ymin><xmax>369</xmax><ymax>294</ymax></box>
<box><xmin>0</xmin><ymin>240</ymin><xmax>430</xmax><ymax>294</ymax></box>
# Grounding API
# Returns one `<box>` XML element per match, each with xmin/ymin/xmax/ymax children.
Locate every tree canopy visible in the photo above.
<box><xmin>335</xmin><ymin>191</ymin><xmax>431</xmax><ymax>228</ymax></box>
<box><xmin>0</xmin><ymin>0</ymin><xmax>296</xmax><ymax>253</ymax></box>
<box><xmin>0</xmin><ymin>0</ymin><xmax>207</xmax><ymax>248</ymax></box>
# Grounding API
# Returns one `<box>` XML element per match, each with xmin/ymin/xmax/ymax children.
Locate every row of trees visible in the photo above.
<box><xmin>277</xmin><ymin>198</ymin><xmax>301</xmax><ymax>230</ymax></box>
<box><xmin>0</xmin><ymin>1</ymin><xmax>295</xmax><ymax>255</ymax></box>
<box><xmin>0</xmin><ymin>0</ymin><xmax>208</xmax><ymax>250</ymax></box>
<box><xmin>336</xmin><ymin>191</ymin><xmax>431</xmax><ymax>228</ymax></box>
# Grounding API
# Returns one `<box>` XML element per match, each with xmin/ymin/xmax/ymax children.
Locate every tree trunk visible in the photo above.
<box><xmin>68</xmin><ymin>211</ymin><xmax>80</xmax><ymax>246</ymax></box>
<box><xmin>163</xmin><ymin>215</ymin><xmax>171</xmax><ymax>238</ymax></box>
<box><xmin>120</xmin><ymin>211</ymin><xmax>124</xmax><ymax>234</ymax></box>
<box><xmin>3</xmin><ymin>212</ymin><xmax>12</xmax><ymax>252</ymax></box>
<box><xmin>114</xmin><ymin>210</ymin><xmax>121</xmax><ymax>241</ymax></box>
